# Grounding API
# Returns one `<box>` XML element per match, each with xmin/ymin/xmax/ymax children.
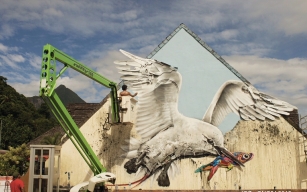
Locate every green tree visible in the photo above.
<box><xmin>0</xmin><ymin>76</ymin><xmax>7</xmax><ymax>84</ymax></box>
<box><xmin>0</xmin><ymin>115</ymin><xmax>34</xmax><ymax>149</ymax></box>
<box><xmin>38</xmin><ymin>103</ymin><xmax>52</xmax><ymax>119</ymax></box>
<box><xmin>0</xmin><ymin>94</ymin><xmax>9</xmax><ymax>105</ymax></box>
<box><xmin>0</xmin><ymin>76</ymin><xmax>59</xmax><ymax>149</ymax></box>
<box><xmin>41</xmin><ymin>133</ymin><xmax>62</xmax><ymax>145</ymax></box>
<box><xmin>0</xmin><ymin>144</ymin><xmax>30</xmax><ymax>175</ymax></box>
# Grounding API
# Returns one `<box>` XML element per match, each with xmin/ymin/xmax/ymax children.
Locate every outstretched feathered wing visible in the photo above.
<box><xmin>115</xmin><ymin>50</ymin><xmax>182</xmax><ymax>145</ymax></box>
<box><xmin>203</xmin><ymin>80</ymin><xmax>297</xmax><ymax>126</ymax></box>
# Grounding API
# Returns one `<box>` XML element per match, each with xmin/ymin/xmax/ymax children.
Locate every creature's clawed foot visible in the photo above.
<box><xmin>124</xmin><ymin>158</ymin><xmax>141</xmax><ymax>174</ymax></box>
<box><xmin>157</xmin><ymin>171</ymin><xmax>170</xmax><ymax>187</ymax></box>
<box><xmin>156</xmin><ymin>162</ymin><xmax>171</xmax><ymax>187</ymax></box>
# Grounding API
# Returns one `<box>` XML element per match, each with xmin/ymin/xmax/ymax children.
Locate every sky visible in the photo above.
<box><xmin>0</xmin><ymin>0</ymin><xmax>307</xmax><ymax>117</ymax></box>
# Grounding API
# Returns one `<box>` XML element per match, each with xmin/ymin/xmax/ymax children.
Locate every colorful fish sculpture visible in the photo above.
<box><xmin>195</xmin><ymin>152</ymin><xmax>254</xmax><ymax>181</ymax></box>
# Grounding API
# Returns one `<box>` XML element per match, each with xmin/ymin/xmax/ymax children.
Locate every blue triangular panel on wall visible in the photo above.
<box><xmin>148</xmin><ymin>24</ymin><xmax>247</xmax><ymax>133</ymax></box>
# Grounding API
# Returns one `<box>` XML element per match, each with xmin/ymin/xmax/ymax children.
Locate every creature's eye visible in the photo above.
<box><xmin>243</xmin><ymin>154</ymin><xmax>250</xmax><ymax>159</ymax></box>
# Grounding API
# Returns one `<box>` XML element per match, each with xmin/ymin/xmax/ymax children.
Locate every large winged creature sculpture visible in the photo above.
<box><xmin>114</xmin><ymin>50</ymin><xmax>296</xmax><ymax>187</ymax></box>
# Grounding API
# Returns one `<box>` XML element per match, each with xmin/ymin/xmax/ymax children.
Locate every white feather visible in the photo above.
<box><xmin>120</xmin><ymin>150</ymin><xmax>138</xmax><ymax>159</ymax></box>
<box><xmin>203</xmin><ymin>80</ymin><xmax>296</xmax><ymax>126</ymax></box>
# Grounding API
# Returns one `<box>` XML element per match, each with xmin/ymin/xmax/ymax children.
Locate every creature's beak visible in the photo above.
<box><xmin>215</xmin><ymin>146</ymin><xmax>245</xmax><ymax>167</ymax></box>
<box><xmin>203</xmin><ymin>135</ymin><xmax>244</xmax><ymax>167</ymax></box>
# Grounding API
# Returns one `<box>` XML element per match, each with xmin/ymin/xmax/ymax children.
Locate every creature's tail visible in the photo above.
<box><xmin>106</xmin><ymin>174</ymin><xmax>150</xmax><ymax>188</ymax></box>
<box><xmin>195</xmin><ymin>165</ymin><xmax>205</xmax><ymax>173</ymax></box>
<box><xmin>194</xmin><ymin>163</ymin><xmax>212</xmax><ymax>173</ymax></box>
<box><xmin>130</xmin><ymin>174</ymin><xmax>150</xmax><ymax>189</ymax></box>
<box><xmin>195</xmin><ymin>164</ymin><xmax>218</xmax><ymax>181</ymax></box>
<box><xmin>207</xmin><ymin>166</ymin><xmax>219</xmax><ymax>181</ymax></box>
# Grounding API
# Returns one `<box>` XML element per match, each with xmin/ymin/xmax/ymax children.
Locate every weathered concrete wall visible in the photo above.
<box><xmin>59</xmin><ymin>97</ymin><xmax>139</xmax><ymax>187</ymax></box>
<box><xmin>208</xmin><ymin>119</ymin><xmax>306</xmax><ymax>190</ymax></box>
<box><xmin>59</xmin><ymin>98</ymin><xmax>307</xmax><ymax>190</ymax></box>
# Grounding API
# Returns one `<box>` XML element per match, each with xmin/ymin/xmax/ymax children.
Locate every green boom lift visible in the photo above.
<box><xmin>39</xmin><ymin>44</ymin><xmax>120</xmax><ymax>177</ymax></box>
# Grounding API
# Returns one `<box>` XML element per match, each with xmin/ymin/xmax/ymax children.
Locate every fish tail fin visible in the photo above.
<box><xmin>207</xmin><ymin>166</ymin><xmax>219</xmax><ymax>181</ymax></box>
<box><xmin>226</xmin><ymin>164</ymin><xmax>234</xmax><ymax>171</ymax></box>
<box><xmin>195</xmin><ymin>164</ymin><xmax>212</xmax><ymax>173</ymax></box>
<box><xmin>195</xmin><ymin>165</ymin><xmax>205</xmax><ymax>173</ymax></box>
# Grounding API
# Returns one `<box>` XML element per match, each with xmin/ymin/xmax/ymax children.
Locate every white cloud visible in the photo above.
<box><xmin>26</xmin><ymin>53</ymin><xmax>41</xmax><ymax>69</ymax></box>
<box><xmin>0</xmin><ymin>43</ymin><xmax>8</xmax><ymax>52</ymax></box>
<box><xmin>52</xmin><ymin>49</ymin><xmax>137</xmax><ymax>102</ymax></box>
<box><xmin>0</xmin><ymin>0</ymin><xmax>141</xmax><ymax>37</ymax></box>
<box><xmin>57</xmin><ymin>75</ymin><xmax>92</xmax><ymax>93</ymax></box>
<box><xmin>1</xmin><ymin>0</ymin><xmax>306</xmax><ymax>115</ymax></box>
<box><xmin>0</xmin><ymin>24</ymin><xmax>15</xmax><ymax>39</ymax></box>
<box><xmin>223</xmin><ymin>55</ymin><xmax>307</xmax><ymax>115</ymax></box>
<box><xmin>44</xmin><ymin>7</ymin><xmax>64</xmax><ymax>17</ymax></box>
<box><xmin>109</xmin><ymin>10</ymin><xmax>138</xmax><ymax>21</ymax></box>
<box><xmin>0</xmin><ymin>43</ymin><xmax>44</xmax><ymax>77</ymax></box>
<box><xmin>8</xmin><ymin>54</ymin><xmax>25</xmax><ymax>63</ymax></box>
<box><xmin>81</xmin><ymin>49</ymin><xmax>130</xmax><ymax>83</ymax></box>
<box><xmin>0</xmin><ymin>52</ymin><xmax>26</xmax><ymax>69</ymax></box>
<box><xmin>203</xmin><ymin>30</ymin><xmax>240</xmax><ymax>44</ymax></box>
<box><xmin>6</xmin><ymin>61</ymin><xmax>110</xmax><ymax>102</ymax></box>
<box><xmin>55</xmin><ymin>74</ymin><xmax>110</xmax><ymax>102</ymax></box>
<box><xmin>0</xmin><ymin>0</ymin><xmax>306</xmax><ymax>50</ymax></box>
<box><xmin>9</xmin><ymin>80</ymin><xmax>40</xmax><ymax>97</ymax></box>
<box><xmin>0</xmin><ymin>0</ymin><xmax>306</xmax><ymax>41</ymax></box>
<box><xmin>219</xmin><ymin>30</ymin><xmax>239</xmax><ymax>41</ymax></box>
<box><xmin>0</xmin><ymin>55</ymin><xmax>18</xmax><ymax>68</ymax></box>
<box><xmin>240</xmin><ymin>1</ymin><xmax>307</xmax><ymax>35</ymax></box>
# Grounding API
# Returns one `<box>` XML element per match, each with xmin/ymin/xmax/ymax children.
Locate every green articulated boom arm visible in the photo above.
<box><xmin>39</xmin><ymin>44</ymin><xmax>120</xmax><ymax>175</ymax></box>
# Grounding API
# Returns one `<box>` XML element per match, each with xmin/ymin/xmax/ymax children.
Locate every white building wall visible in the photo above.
<box><xmin>59</xmin><ymin>98</ymin><xmax>307</xmax><ymax>190</ymax></box>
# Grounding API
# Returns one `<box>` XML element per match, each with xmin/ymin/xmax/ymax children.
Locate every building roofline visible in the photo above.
<box><xmin>147</xmin><ymin>23</ymin><xmax>250</xmax><ymax>84</ymax></box>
